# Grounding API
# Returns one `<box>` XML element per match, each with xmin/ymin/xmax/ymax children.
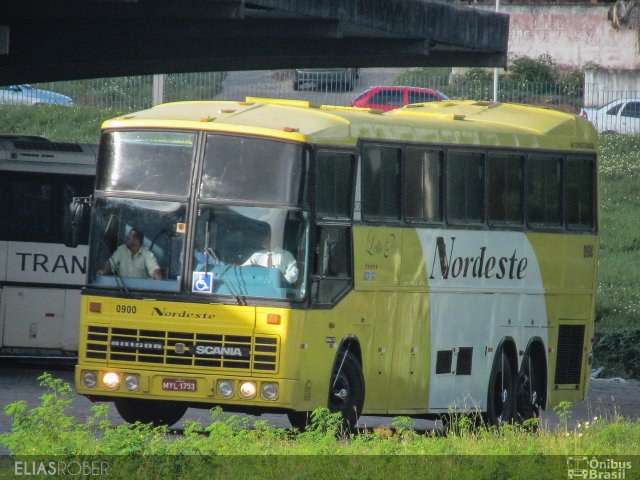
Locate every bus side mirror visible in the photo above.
<box><xmin>65</xmin><ymin>196</ymin><xmax>92</xmax><ymax>248</ymax></box>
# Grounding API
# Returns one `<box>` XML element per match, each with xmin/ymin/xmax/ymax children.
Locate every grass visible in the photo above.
<box><xmin>0</xmin><ymin>105</ymin><xmax>126</xmax><ymax>144</ymax></box>
<box><xmin>0</xmin><ymin>374</ymin><xmax>638</xmax><ymax>480</ymax></box>
<box><xmin>596</xmin><ymin>134</ymin><xmax>640</xmax><ymax>332</ymax></box>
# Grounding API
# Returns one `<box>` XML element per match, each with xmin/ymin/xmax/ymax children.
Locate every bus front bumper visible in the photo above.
<box><xmin>75</xmin><ymin>364</ymin><xmax>297</xmax><ymax>409</ymax></box>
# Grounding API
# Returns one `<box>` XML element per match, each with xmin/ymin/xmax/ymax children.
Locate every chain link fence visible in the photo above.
<box><xmin>3</xmin><ymin>69</ymin><xmax>639</xmax><ymax>132</ymax></box>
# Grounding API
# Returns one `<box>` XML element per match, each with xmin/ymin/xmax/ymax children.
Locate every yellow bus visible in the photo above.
<box><xmin>74</xmin><ymin>97</ymin><xmax>598</xmax><ymax>429</ymax></box>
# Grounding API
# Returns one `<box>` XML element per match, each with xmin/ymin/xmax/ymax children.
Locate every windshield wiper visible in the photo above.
<box><xmin>108</xmin><ymin>258</ymin><xmax>130</xmax><ymax>297</ymax></box>
<box><xmin>205</xmin><ymin>247</ymin><xmax>245</xmax><ymax>306</ymax></box>
<box><xmin>100</xmin><ymin>216</ymin><xmax>129</xmax><ymax>296</ymax></box>
<box><xmin>204</xmin><ymin>215</ymin><xmax>245</xmax><ymax>305</ymax></box>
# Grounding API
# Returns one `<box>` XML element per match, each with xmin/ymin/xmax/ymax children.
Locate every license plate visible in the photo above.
<box><xmin>162</xmin><ymin>378</ymin><xmax>197</xmax><ymax>392</ymax></box>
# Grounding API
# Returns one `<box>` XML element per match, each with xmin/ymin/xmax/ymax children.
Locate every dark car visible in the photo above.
<box><xmin>292</xmin><ymin>68</ymin><xmax>359</xmax><ymax>91</ymax></box>
<box><xmin>351</xmin><ymin>86</ymin><xmax>448</xmax><ymax>112</ymax></box>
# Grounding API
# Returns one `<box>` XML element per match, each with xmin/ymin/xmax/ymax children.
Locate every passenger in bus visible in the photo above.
<box><xmin>97</xmin><ymin>228</ymin><xmax>163</xmax><ymax>279</ymax></box>
<box><xmin>243</xmin><ymin>228</ymin><xmax>298</xmax><ymax>284</ymax></box>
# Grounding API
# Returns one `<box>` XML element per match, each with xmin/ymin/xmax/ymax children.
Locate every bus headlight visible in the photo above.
<box><xmin>102</xmin><ymin>372</ymin><xmax>120</xmax><ymax>390</ymax></box>
<box><xmin>239</xmin><ymin>381</ymin><xmax>257</xmax><ymax>399</ymax></box>
<box><xmin>124</xmin><ymin>374</ymin><xmax>140</xmax><ymax>391</ymax></box>
<box><xmin>82</xmin><ymin>370</ymin><xmax>98</xmax><ymax>389</ymax></box>
<box><xmin>261</xmin><ymin>382</ymin><xmax>278</xmax><ymax>400</ymax></box>
<box><xmin>217</xmin><ymin>380</ymin><xmax>234</xmax><ymax>398</ymax></box>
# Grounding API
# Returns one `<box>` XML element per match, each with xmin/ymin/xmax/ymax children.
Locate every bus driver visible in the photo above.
<box><xmin>243</xmin><ymin>228</ymin><xmax>298</xmax><ymax>284</ymax></box>
<box><xmin>97</xmin><ymin>228</ymin><xmax>163</xmax><ymax>279</ymax></box>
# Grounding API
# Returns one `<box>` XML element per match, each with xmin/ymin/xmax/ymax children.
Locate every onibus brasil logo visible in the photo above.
<box><xmin>567</xmin><ymin>456</ymin><xmax>632</xmax><ymax>479</ymax></box>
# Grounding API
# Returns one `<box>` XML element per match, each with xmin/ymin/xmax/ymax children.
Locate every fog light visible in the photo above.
<box><xmin>217</xmin><ymin>380</ymin><xmax>234</xmax><ymax>398</ymax></box>
<box><xmin>239</xmin><ymin>381</ymin><xmax>257</xmax><ymax>399</ymax></box>
<box><xmin>102</xmin><ymin>372</ymin><xmax>120</xmax><ymax>389</ymax></box>
<box><xmin>124</xmin><ymin>374</ymin><xmax>140</xmax><ymax>391</ymax></box>
<box><xmin>261</xmin><ymin>382</ymin><xmax>278</xmax><ymax>400</ymax></box>
<box><xmin>82</xmin><ymin>370</ymin><xmax>98</xmax><ymax>389</ymax></box>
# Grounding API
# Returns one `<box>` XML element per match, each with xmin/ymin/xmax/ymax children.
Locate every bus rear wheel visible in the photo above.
<box><xmin>328</xmin><ymin>350</ymin><xmax>364</xmax><ymax>431</ymax></box>
<box><xmin>485</xmin><ymin>350</ymin><xmax>515</xmax><ymax>426</ymax></box>
<box><xmin>114</xmin><ymin>399</ymin><xmax>187</xmax><ymax>427</ymax></box>
<box><xmin>517</xmin><ymin>352</ymin><xmax>545</xmax><ymax>423</ymax></box>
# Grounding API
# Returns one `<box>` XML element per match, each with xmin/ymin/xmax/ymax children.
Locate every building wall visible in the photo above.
<box><xmin>476</xmin><ymin>5</ymin><xmax>638</xmax><ymax>69</ymax></box>
<box><xmin>584</xmin><ymin>68</ymin><xmax>640</xmax><ymax>107</ymax></box>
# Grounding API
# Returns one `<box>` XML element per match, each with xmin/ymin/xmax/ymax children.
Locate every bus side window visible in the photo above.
<box><xmin>527</xmin><ymin>156</ymin><xmax>562</xmax><ymax>227</ymax></box>
<box><xmin>446</xmin><ymin>150</ymin><xmax>485</xmax><ymax>226</ymax></box>
<box><xmin>566</xmin><ymin>157</ymin><xmax>595</xmax><ymax>230</ymax></box>
<box><xmin>404</xmin><ymin>148</ymin><xmax>443</xmax><ymax>223</ymax></box>
<box><xmin>312</xmin><ymin>226</ymin><xmax>352</xmax><ymax>305</ymax></box>
<box><xmin>487</xmin><ymin>153</ymin><xmax>524</xmax><ymax>226</ymax></box>
<box><xmin>361</xmin><ymin>146</ymin><xmax>402</xmax><ymax>222</ymax></box>
<box><xmin>0</xmin><ymin>176</ymin><xmax>7</xmax><ymax>239</ymax></box>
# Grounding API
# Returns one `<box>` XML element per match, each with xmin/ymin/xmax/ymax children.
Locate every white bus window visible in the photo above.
<box><xmin>1</xmin><ymin>173</ymin><xmax>94</xmax><ymax>244</ymax></box>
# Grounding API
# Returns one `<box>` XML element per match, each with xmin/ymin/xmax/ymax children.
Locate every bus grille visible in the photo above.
<box><xmin>554</xmin><ymin>324</ymin><xmax>585</xmax><ymax>385</ymax></box>
<box><xmin>85</xmin><ymin>325</ymin><xmax>279</xmax><ymax>372</ymax></box>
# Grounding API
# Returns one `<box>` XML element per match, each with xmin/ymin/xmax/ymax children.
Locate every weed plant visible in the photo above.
<box><xmin>1</xmin><ymin>374</ymin><xmax>639</xmax><ymax>479</ymax></box>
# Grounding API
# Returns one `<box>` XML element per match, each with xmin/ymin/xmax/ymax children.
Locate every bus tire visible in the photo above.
<box><xmin>516</xmin><ymin>349</ymin><xmax>546</xmax><ymax>423</ymax></box>
<box><xmin>114</xmin><ymin>399</ymin><xmax>187</xmax><ymax>427</ymax></box>
<box><xmin>485</xmin><ymin>349</ymin><xmax>516</xmax><ymax>426</ymax></box>
<box><xmin>328</xmin><ymin>350</ymin><xmax>364</xmax><ymax>431</ymax></box>
<box><xmin>287</xmin><ymin>410</ymin><xmax>311</xmax><ymax>431</ymax></box>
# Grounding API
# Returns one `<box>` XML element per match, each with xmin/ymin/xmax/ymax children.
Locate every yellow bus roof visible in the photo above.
<box><xmin>102</xmin><ymin>97</ymin><xmax>598</xmax><ymax>152</ymax></box>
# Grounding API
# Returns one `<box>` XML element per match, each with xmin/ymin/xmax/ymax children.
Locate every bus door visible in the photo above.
<box><xmin>353</xmin><ymin>225</ymin><xmax>406</xmax><ymax>412</ymax></box>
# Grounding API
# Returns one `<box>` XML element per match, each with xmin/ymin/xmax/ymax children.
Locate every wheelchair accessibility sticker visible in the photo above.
<box><xmin>192</xmin><ymin>271</ymin><xmax>213</xmax><ymax>294</ymax></box>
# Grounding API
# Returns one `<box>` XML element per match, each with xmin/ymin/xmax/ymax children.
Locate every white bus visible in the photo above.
<box><xmin>0</xmin><ymin>135</ymin><xmax>97</xmax><ymax>358</ymax></box>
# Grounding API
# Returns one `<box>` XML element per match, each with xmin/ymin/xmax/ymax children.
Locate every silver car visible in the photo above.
<box><xmin>0</xmin><ymin>84</ymin><xmax>74</xmax><ymax>106</ymax></box>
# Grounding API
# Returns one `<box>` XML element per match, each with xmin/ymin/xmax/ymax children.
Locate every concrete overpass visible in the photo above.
<box><xmin>0</xmin><ymin>0</ymin><xmax>509</xmax><ymax>85</ymax></box>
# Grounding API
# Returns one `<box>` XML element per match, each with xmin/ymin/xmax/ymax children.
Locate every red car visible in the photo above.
<box><xmin>351</xmin><ymin>86</ymin><xmax>448</xmax><ymax>112</ymax></box>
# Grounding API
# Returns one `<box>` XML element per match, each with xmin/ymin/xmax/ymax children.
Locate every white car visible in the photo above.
<box><xmin>0</xmin><ymin>84</ymin><xmax>74</xmax><ymax>106</ymax></box>
<box><xmin>580</xmin><ymin>98</ymin><xmax>640</xmax><ymax>134</ymax></box>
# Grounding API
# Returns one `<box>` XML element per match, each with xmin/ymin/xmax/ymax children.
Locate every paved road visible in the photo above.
<box><xmin>1</xmin><ymin>362</ymin><xmax>639</xmax><ymax>454</ymax></box>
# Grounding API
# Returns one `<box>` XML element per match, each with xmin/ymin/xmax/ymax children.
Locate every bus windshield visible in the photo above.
<box><xmin>96</xmin><ymin>131</ymin><xmax>195</xmax><ymax>196</ymax></box>
<box><xmin>192</xmin><ymin>205</ymin><xmax>309</xmax><ymax>301</ymax></box>
<box><xmin>88</xmin><ymin>197</ymin><xmax>187</xmax><ymax>292</ymax></box>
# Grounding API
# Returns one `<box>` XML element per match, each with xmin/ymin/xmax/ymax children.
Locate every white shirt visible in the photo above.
<box><xmin>107</xmin><ymin>244</ymin><xmax>160</xmax><ymax>279</ymax></box>
<box><xmin>243</xmin><ymin>247</ymin><xmax>299</xmax><ymax>284</ymax></box>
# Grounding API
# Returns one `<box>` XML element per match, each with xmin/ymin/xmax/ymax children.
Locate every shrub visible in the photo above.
<box><xmin>593</xmin><ymin>328</ymin><xmax>640</xmax><ymax>379</ymax></box>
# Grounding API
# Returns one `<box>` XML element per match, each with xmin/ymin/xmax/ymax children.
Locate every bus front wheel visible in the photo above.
<box><xmin>485</xmin><ymin>350</ymin><xmax>515</xmax><ymax>426</ymax></box>
<box><xmin>287</xmin><ymin>410</ymin><xmax>311</xmax><ymax>431</ymax></box>
<box><xmin>114</xmin><ymin>399</ymin><xmax>187</xmax><ymax>427</ymax></box>
<box><xmin>328</xmin><ymin>350</ymin><xmax>364</xmax><ymax>431</ymax></box>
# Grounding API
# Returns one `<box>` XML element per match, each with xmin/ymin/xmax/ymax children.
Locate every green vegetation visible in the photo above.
<box><xmin>0</xmin><ymin>105</ymin><xmax>125</xmax><ymax>144</ymax></box>
<box><xmin>0</xmin><ymin>374</ymin><xmax>638</xmax><ymax>475</ymax></box>
<box><xmin>394</xmin><ymin>55</ymin><xmax>585</xmax><ymax>113</ymax></box>
<box><xmin>32</xmin><ymin>72</ymin><xmax>226</xmax><ymax>110</ymax></box>
<box><xmin>593</xmin><ymin>133</ymin><xmax>640</xmax><ymax>378</ymax></box>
